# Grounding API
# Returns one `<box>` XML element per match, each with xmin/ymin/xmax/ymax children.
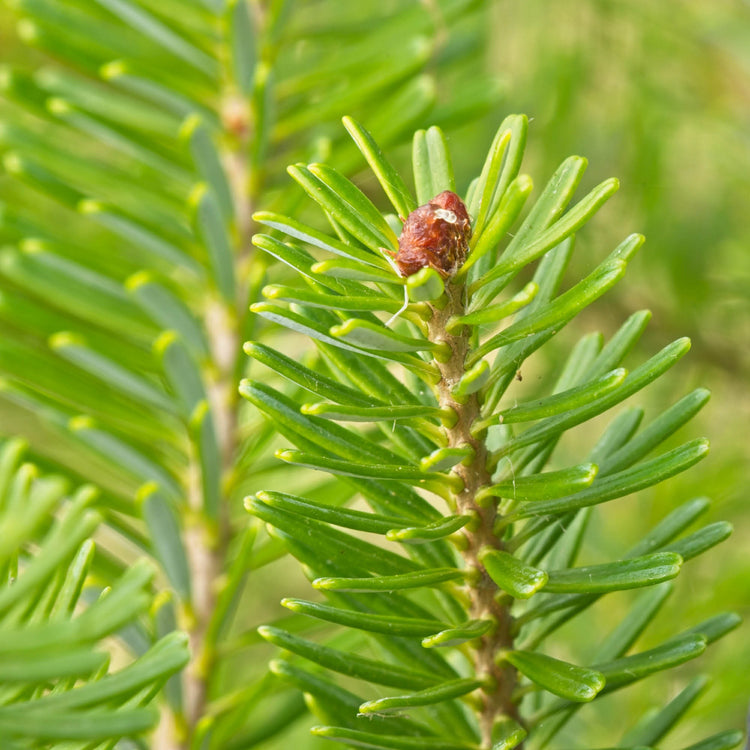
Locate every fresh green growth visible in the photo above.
<box><xmin>0</xmin><ymin>1</ymin><xmax>503</xmax><ymax>745</ymax></box>
<box><xmin>0</xmin><ymin>437</ymin><xmax>189</xmax><ymax>745</ymax></box>
<box><xmin>244</xmin><ymin>117</ymin><xmax>741</xmax><ymax>749</ymax></box>
<box><xmin>0</xmin><ymin>0</ymin><xmax>745</xmax><ymax>747</ymax></box>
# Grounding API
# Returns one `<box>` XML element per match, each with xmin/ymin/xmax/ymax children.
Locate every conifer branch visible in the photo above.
<box><xmin>429</xmin><ymin>282</ymin><xmax>520</xmax><ymax>744</ymax></box>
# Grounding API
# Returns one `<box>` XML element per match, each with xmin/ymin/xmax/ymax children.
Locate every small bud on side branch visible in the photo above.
<box><xmin>392</xmin><ymin>190</ymin><xmax>472</xmax><ymax>278</ymax></box>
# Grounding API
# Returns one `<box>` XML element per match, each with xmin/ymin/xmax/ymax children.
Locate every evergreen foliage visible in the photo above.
<box><xmin>0</xmin><ymin>437</ymin><xmax>189</xmax><ymax>746</ymax></box>
<box><xmin>244</xmin><ymin>119</ymin><xmax>742</xmax><ymax>749</ymax></box>
<box><xmin>0</xmin><ymin>1</ymin><xmax>744</xmax><ymax>748</ymax></box>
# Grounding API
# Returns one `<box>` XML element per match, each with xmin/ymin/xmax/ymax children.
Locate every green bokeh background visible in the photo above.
<box><xmin>491</xmin><ymin>3</ymin><xmax>750</xmax><ymax>741</ymax></box>
<box><xmin>0</xmin><ymin>0</ymin><xmax>747</xmax><ymax>745</ymax></box>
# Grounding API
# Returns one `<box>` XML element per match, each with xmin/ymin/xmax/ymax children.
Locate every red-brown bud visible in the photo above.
<box><xmin>392</xmin><ymin>190</ymin><xmax>472</xmax><ymax>278</ymax></box>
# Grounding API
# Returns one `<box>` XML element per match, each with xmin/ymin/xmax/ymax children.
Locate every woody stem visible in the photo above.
<box><xmin>429</xmin><ymin>282</ymin><xmax>519</xmax><ymax>748</ymax></box>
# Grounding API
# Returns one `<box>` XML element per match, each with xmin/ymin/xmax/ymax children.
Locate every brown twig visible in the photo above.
<box><xmin>428</xmin><ymin>282</ymin><xmax>519</xmax><ymax>747</ymax></box>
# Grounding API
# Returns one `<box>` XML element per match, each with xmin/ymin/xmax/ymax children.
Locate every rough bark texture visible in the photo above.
<box><xmin>428</xmin><ymin>282</ymin><xmax>519</xmax><ymax>747</ymax></box>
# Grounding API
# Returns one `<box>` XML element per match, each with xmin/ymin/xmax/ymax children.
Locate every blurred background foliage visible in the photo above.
<box><xmin>486</xmin><ymin>6</ymin><xmax>750</xmax><ymax>741</ymax></box>
<box><xmin>493</xmin><ymin>2</ymin><xmax>750</xmax><ymax>743</ymax></box>
<box><xmin>0</xmin><ymin>0</ymin><xmax>748</xmax><ymax>747</ymax></box>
